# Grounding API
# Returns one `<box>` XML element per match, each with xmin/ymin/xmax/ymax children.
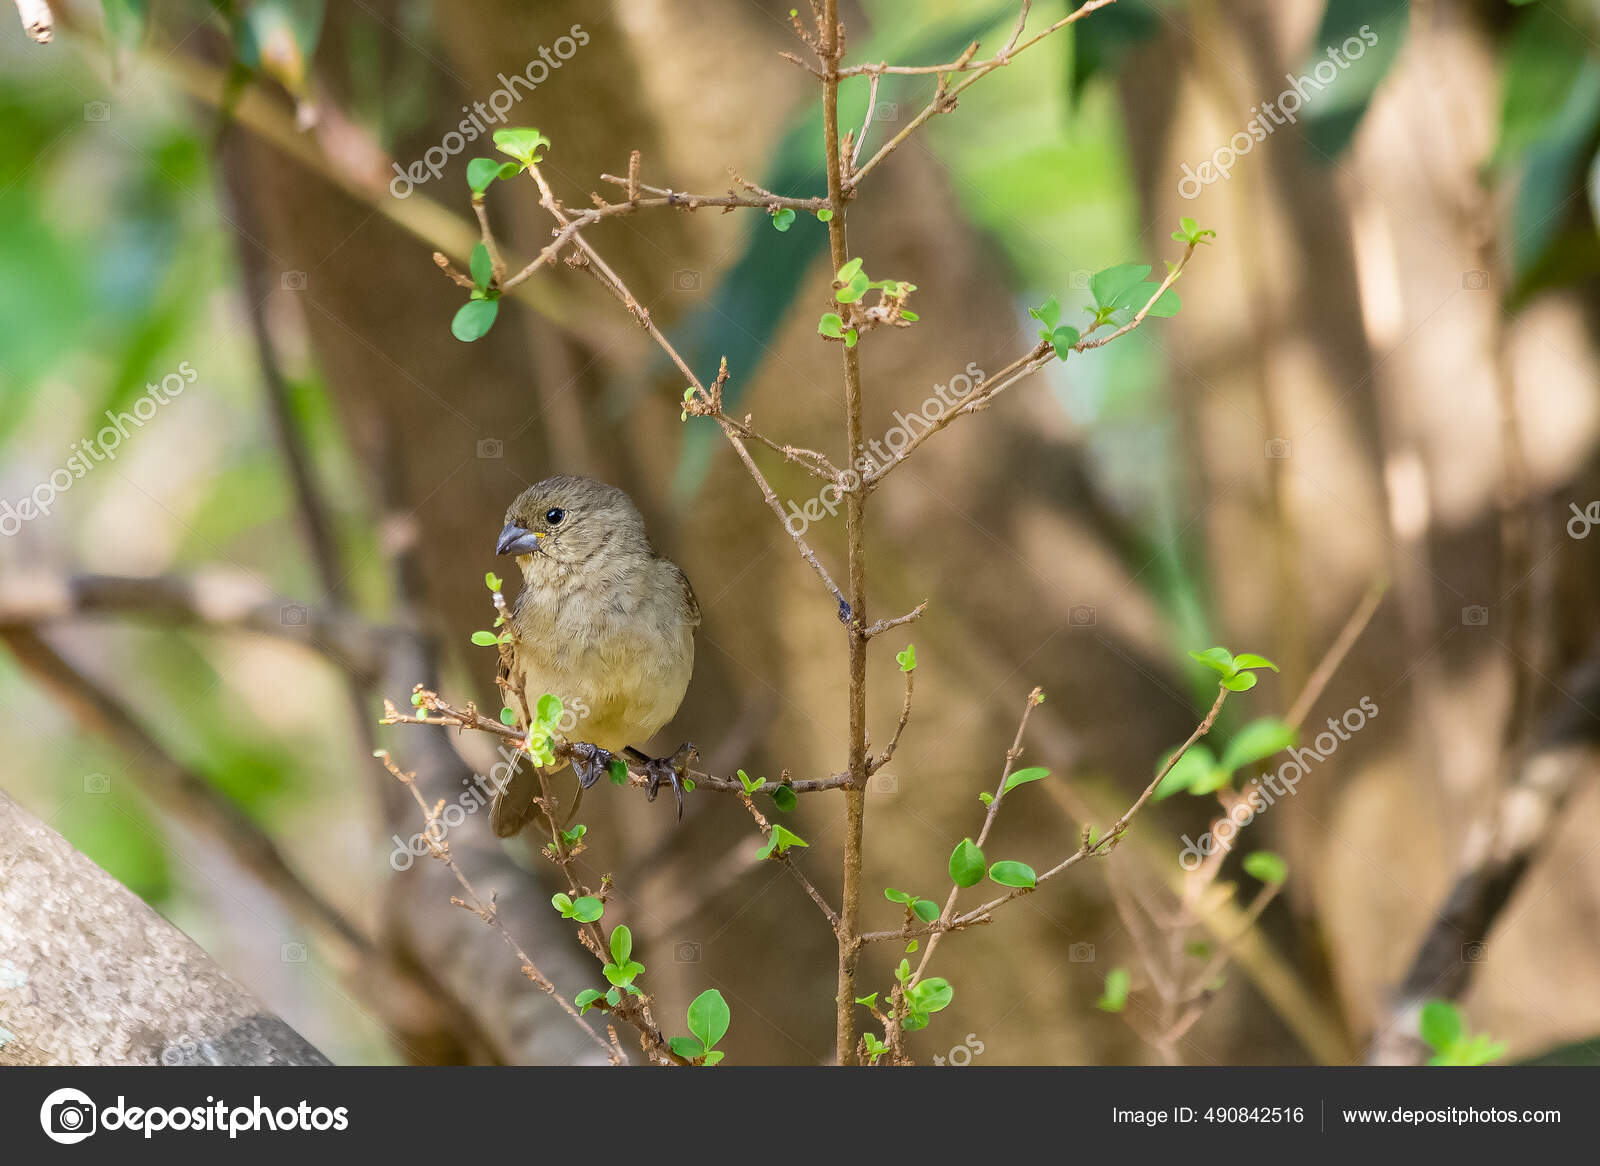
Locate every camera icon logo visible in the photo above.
<box><xmin>1068</xmin><ymin>268</ymin><xmax>1091</xmax><ymax>291</ymax></box>
<box><xmin>1265</xmin><ymin>438</ymin><xmax>1292</xmax><ymax>459</ymax></box>
<box><xmin>1068</xmin><ymin>942</ymin><xmax>1096</xmax><ymax>963</ymax></box>
<box><xmin>1069</xmin><ymin>604</ymin><xmax>1096</xmax><ymax>627</ymax></box>
<box><xmin>477</xmin><ymin>438</ymin><xmax>504</xmax><ymax>459</ymax></box>
<box><xmin>281</xmin><ymin>271</ymin><xmax>308</xmax><ymax>291</ymax></box>
<box><xmin>280</xmin><ymin>604</ymin><xmax>308</xmax><ymax>626</ymax></box>
<box><xmin>1461</xmin><ymin>605</ymin><xmax>1489</xmax><ymax>627</ymax></box>
<box><xmin>83</xmin><ymin>101</ymin><xmax>111</xmax><ymax>122</ymax></box>
<box><xmin>1462</xmin><ymin>270</ymin><xmax>1490</xmax><ymax>292</ymax></box>
<box><xmin>673</xmin><ymin>940</ymin><xmax>702</xmax><ymax>963</ymax></box>
<box><xmin>83</xmin><ymin>773</ymin><xmax>111</xmax><ymax>794</ymax></box>
<box><xmin>875</xmin><ymin>102</ymin><xmax>899</xmax><ymax>121</ymax></box>
<box><xmin>281</xmin><ymin>941</ymin><xmax>308</xmax><ymax>964</ymax></box>
<box><xmin>40</xmin><ymin>1087</ymin><xmax>97</xmax><ymax>1144</ymax></box>
<box><xmin>1461</xmin><ymin>941</ymin><xmax>1488</xmax><ymax>963</ymax></box>
<box><xmin>672</xmin><ymin>269</ymin><xmax>702</xmax><ymax>292</ymax></box>
<box><xmin>868</xmin><ymin>771</ymin><xmax>898</xmax><ymax>794</ymax></box>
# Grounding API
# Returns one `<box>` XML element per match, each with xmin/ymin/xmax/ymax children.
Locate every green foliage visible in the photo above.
<box><xmin>1029</xmin><ymin>295</ymin><xmax>1081</xmax><ymax>358</ymax></box>
<box><xmin>484</xmin><ymin>571</ymin><xmax>503</xmax><ymax>591</ymax></box>
<box><xmin>861</xmin><ymin>1032</ymin><xmax>889</xmax><ymax>1064</ymax></box>
<box><xmin>668</xmin><ymin>988</ymin><xmax>731</xmax><ymax>1065</ymax></box>
<box><xmin>602</xmin><ymin>924</ymin><xmax>645</xmax><ymax>989</ymax></box>
<box><xmin>1170</xmin><ymin>216</ymin><xmax>1216</xmax><ymax>247</ymax></box>
<box><xmin>987</xmin><ymin>860</ymin><xmax>1037</xmax><ymax>889</ymax></box>
<box><xmin>1096</xmin><ymin>967</ymin><xmax>1130</xmax><ymax>1012</ymax></box>
<box><xmin>901</xmin><ymin>976</ymin><xmax>953</xmax><ymax>1031</ymax></box>
<box><xmin>1188</xmin><ymin>646</ymin><xmax>1278</xmax><ymax>692</ymax></box>
<box><xmin>757</xmin><ymin>824</ymin><xmax>808</xmax><ymax>859</ymax></box>
<box><xmin>771</xmin><ymin>207</ymin><xmax>796</xmax><ymax>232</ymax></box>
<box><xmin>451</xmin><ymin>298</ymin><xmax>498</xmax><ymax>342</ymax></box>
<box><xmin>1087</xmin><ymin>262</ymin><xmax>1180</xmax><ymax>327</ymax></box>
<box><xmin>948</xmin><ymin>838</ymin><xmax>986</xmax><ymax>887</ymax></box>
<box><xmin>737</xmin><ymin>768</ymin><xmax>766</xmax><ymax>794</ymax></box>
<box><xmin>467</xmin><ymin>156</ymin><xmax>519</xmax><ymax>193</ymax></box>
<box><xmin>884</xmin><ymin>887</ymin><xmax>940</xmax><ymax>922</ymax></box>
<box><xmin>1155</xmin><ymin>715</ymin><xmax>1297</xmax><ymax>801</ymax></box>
<box><xmin>770</xmin><ymin>783</ymin><xmax>798</xmax><ymax>812</ymax></box>
<box><xmin>1241</xmin><ymin>849</ymin><xmax>1288</xmax><ymax>886</ymax></box>
<box><xmin>1420</xmin><ymin>1000</ymin><xmax>1508</xmax><ymax>1066</ymax></box>
<box><xmin>1002</xmin><ymin>765</ymin><xmax>1049</xmax><ymax>795</ymax></box>
<box><xmin>1296</xmin><ymin>0</ymin><xmax>1410</xmax><ymax>157</ymax></box>
<box><xmin>492</xmin><ymin>127</ymin><xmax>550</xmax><ymax>167</ymax></box>
<box><xmin>607</xmin><ymin>757</ymin><xmax>630</xmax><ymax>786</ymax></box>
<box><xmin>551</xmin><ymin>892</ymin><xmax>604</xmax><ymax>923</ymax></box>
<box><xmin>896</xmin><ymin>643</ymin><xmax>917</xmax><ymax>672</ymax></box>
<box><xmin>469</xmin><ymin>629</ymin><xmax>500</xmax><ymax>646</ymax></box>
<box><xmin>469</xmin><ymin>242</ymin><xmax>494</xmax><ymax>290</ymax></box>
<box><xmin>574</xmin><ymin>988</ymin><xmax>605</xmax><ymax>1015</ymax></box>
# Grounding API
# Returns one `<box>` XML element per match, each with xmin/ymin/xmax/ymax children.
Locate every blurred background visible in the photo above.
<box><xmin>2</xmin><ymin>0</ymin><xmax>1600</xmax><ymax>1066</ymax></box>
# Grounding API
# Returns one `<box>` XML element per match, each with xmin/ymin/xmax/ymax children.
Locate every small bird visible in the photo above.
<box><xmin>490</xmin><ymin>475</ymin><xmax>699</xmax><ymax>837</ymax></box>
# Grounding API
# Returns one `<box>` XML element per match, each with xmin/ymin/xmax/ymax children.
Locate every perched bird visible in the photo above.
<box><xmin>490</xmin><ymin>475</ymin><xmax>699</xmax><ymax>836</ymax></box>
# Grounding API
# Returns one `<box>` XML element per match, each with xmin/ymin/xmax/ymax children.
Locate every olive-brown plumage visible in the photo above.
<box><xmin>490</xmin><ymin>476</ymin><xmax>698</xmax><ymax>835</ymax></box>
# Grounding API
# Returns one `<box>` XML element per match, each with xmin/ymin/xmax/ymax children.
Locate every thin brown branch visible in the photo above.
<box><xmin>375</xmin><ymin>751</ymin><xmax>623</xmax><ymax>1065</ymax></box>
<box><xmin>869</xmin><ymin>666</ymin><xmax>915</xmax><ymax>774</ymax></box>
<box><xmin>739</xmin><ymin>795</ymin><xmax>840</xmax><ymax>932</ymax></box>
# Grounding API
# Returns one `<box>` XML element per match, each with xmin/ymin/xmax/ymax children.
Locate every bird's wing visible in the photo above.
<box><xmin>671</xmin><ymin>561</ymin><xmax>701</xmax><ymax>628</ymax></box>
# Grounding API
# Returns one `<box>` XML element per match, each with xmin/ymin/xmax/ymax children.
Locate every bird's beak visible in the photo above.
<box><xmin>496</xmin><ymin>523</ymin><xmax>543</xmax><ymax>556</ymax></box>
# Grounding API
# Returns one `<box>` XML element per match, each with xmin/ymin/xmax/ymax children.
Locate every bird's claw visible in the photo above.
<box><xmin>642</xmin><ymin>742</ymin><xmax>697</xmax><ymax>821</ymax></box>
<box><xmin>568</xmin><ymin>742</ymin><xmax>616</xmax><ymax>790</ymax></box>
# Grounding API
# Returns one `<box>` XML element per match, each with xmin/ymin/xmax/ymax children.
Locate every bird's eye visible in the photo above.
<box><xmin>544</xmin><ymin>507</ymin><xmax>565</xmax><ymax>525</ymax></box>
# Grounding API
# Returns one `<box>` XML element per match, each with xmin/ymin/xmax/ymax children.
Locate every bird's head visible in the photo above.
<box><xmin>497</xmin><ymin>475</ymin><xmax>651</xmax><ymax>577</ymax></box>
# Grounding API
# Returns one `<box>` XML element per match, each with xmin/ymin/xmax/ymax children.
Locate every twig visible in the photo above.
<box><xmin>870</xmin><ymin>667</ymin><xmax>916</xmax><ymax>774</ymax></box>
<box><xmin>375</xmin><ymin>751</ymin><xmax>623</xmax><ymax>1065</ymax></box>
<box><xmin>738</xmin><ymin>795</ymin><xmax>840</xmax><ymax>932</ymax></box>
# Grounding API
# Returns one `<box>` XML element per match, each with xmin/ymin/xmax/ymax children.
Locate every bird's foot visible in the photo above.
<box><xmin>638</xmin><ymin>742</ymin><xmax>697</xmax><ymax>821</ymax></box>
<box><xmin>568</xmin><ymin>742</ymin><xmax>617</xmax><ymax>790</ymax></box>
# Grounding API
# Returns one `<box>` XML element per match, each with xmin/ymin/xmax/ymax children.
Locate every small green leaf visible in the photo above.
<box><xmin>1242</xmin><ymin>850</ymin><xmax>1288</xmax><ymax>885</ymax></box>
<box><xmin>701</xmin><ymin>1050</ymin><xmax>725</xmax><ymax>1066</ymax></box>
<box><xmin>536</xmin><ymin>693</ymin><xmax>563</xmax><ymax>725</ymax></box>
<box><xmin>492</xmin><ymin>126</ymin><xmax>550</xmax><ymax>166</ymax></box>
<box><xmin>1220</xmin><ymin>671</ymin><xmax>1259</xmax><ymax>692</ymax></box>
<box><xmin>551</xmin><ymin>892</ymin><xmax>573</xmax><ymax>915</ymax></box>
<box><xmin>469</xmin><ymin>242</ymin><xmax>494</xmax><ymax>290</ymax></box>
<box><xmin>816</xmin><ymin>207</ymin><xmax>834</xmax><ymax>221</ymax></box>
<box><xmin>1188</xmin><ymin>646</ymin><xmax>1235</xmax><ymax>675</ymax></box>
<box><xmin>757</xmin><ymin>825</ymin><xmax>808</xmax><ymax>859</ymax></box>
<box><xmin>905</xmin><ymin>939</ymin><xmax>918</xmax><ymax>952</ymax></box>
<box><xmin>854</xmin><ymin>993</ymin><xmax>878</xmax><ymax>1008</ymax></box>
<box><xmin>948</xmin><ymin>838</ymin><xmax>986</xmax><ymax>887</ymax></box>
<box><xmin>1419</xmin><ymin>999</ymin><xmax>1463</xmax><ymax>1052</ymax></box>
<box><xmin>1231</xmin><ymin>653</ymin><xmax>1279</xmax><ymax>673</ymax></box>
<box><xmin>818</xmin><ymin>312</ymin><xmax>845</xmax><ymax>339</ymax></box>
<box><xmin>771</xmin><ymin>207</ymin><xmax>796</xmax><ymax>232</ymax></box>
<box><xmin>908</xmin><ymin>977</ymin><xmax>954</xmax><ymax>1014</ymax></box>
<box><xmin>1050</xmin><ymin>325</ymin><xmax>1080</xmax><ymax>359</ymax></box>
<box><xmin>900</xmin><ymin>309</ymin><xmax>919</xmax><ymax>321</ymax></box>
<box><xmin>485</xmin><ymin>571</ymin><xmax>503</xmax><ymax>591</ymax></box>
<box><xmin>844</xmin><ymin>329</ymin><xmax>858</xmax><ymax>348</ymax></box>
<box><xmin>1220</xmin><ymin>717</ymin><xmax>1296</xmax><ymax>775</ymax></box>
<box><xmin>500</xmin><ymin>707</ymin><xmax>517</xmax><ymax>726</ymax></box>
<box><xmin>570</xmin><ymin>896</ymin><xmax>604</xmax><ymax>923</ymax></box>
<box><xmin>835</xmin><ymin>273</ymin><xmax>870</xmax><ymax>303</ymax></box>
<box><xmin>451</xmin><ymin>298</ymin><xmax>499</xmax><ymax>342</ymax></box>
<box><xmin>575</xmin><ymin>988</ymin><xmax>605</xmax><ymax>1014</ymax></box>
<box><xmin>978</xmin><ymin>791</ymin><xmax>994</xmax><ymax>805</ymax></box>
<box><xmin>687</xmin><ymin>988</ymin><xmax>730</xmax><ymax>1050</ymax></box>
<box><xmin>470</xmin><ymin>630</ymin><xmax>499</xmax><ymax>646</ymax></box>
<box><xmin>607</xmin><ymin>758</ymin><xmax>629</xmax><ymax>786</ymax></box>
<box><xmin>1089</xmin><ymin>263</ymin><xmax>1151</xmax><ymax>310</ymax></box>
<box><xmin>883</xmin><ymin>887</ymin><xmax>914</xmax><ymax>905</ymax></box>
<box><xmin>836</xmin><ymin>257</ymin><xmax>863</xmax><ymax>283</ymax></box>
<box><xmin>605</xmin><ymin>986</ymin><xmax>621</xmax><ymax>1007</ymax></box>
<box><xmin>896</xmin><ymin>644</ymin><xmax>917</xmax><ymax>672</ymax></box>
<box><xmin>1002</xmin><ymin>766</ymin><xmax>1049</xmax><ymax>794</ymax></box>
<box><xmin>1096</xmin><ymin>967</ymin><xmax>1131</xmax><ymax>1012</ymax></box>
<box><xmin>1152</xmin><ymin>744</ymin><xmax>1219</xmax><ymax>801</ymax></box>
<box><xmin>668</xmin><ymin>1035</ymin><xmax>705</xmax><ymax>1059</ymax></box>
<box><xmin>988</xmin><ymin>860</ymin><xmax>1037</xmax><ymax>889</ymax></box>
<box><xmin>466</xmin><ymin>157</ymin><xmax>502</xmax><ymax>194</ymax></box>
<box><xmin>1029</xmin><ymin>295</ymin><xmax>1061</xmax><ymax>332</ymax></box>
<box><xmin>737</xmin><ymin>768</ymin><xmax>766</xmax><ymax>794</ymax></box>
<box><xmin>770</xmin><ymin>783</ymin><xmax>797</xmax><ymax>812</ymax></box>
<box><xmin>912</xmin><ymin>898</ymin><xmax>940</xmax><ymax>924</ymax></box>
<box><xmin>610</xmin><ymin>925</ymin><xmax>632</xmax><ymax>965</ymax></box>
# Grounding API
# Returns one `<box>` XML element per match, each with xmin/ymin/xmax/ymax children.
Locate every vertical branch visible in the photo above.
<box><xmin>819</xmin><ymin>0</ymin><xmax>871</xmax><ymax>1066</ymax></box>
